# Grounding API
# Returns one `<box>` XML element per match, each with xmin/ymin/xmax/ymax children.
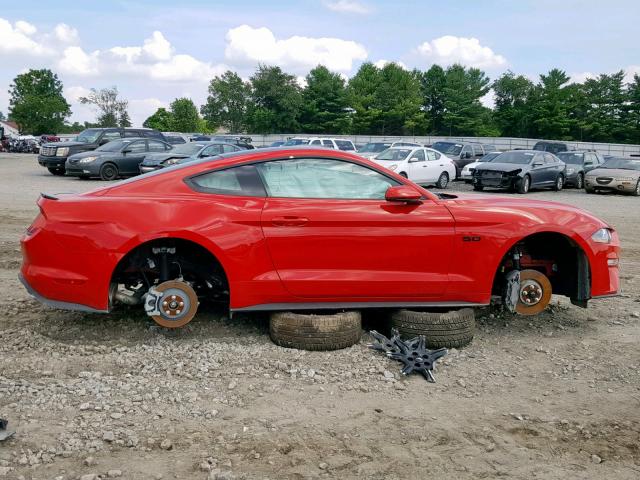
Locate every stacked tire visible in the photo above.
<box><xmin>270</xmin><ymin>311</ymin><xmax>362</xmax><ymax>351</ymax></box>
<box><xmin>390</xmin><ymin>308</ymin><xmax>475</xmax><ymax>348</ymax></box>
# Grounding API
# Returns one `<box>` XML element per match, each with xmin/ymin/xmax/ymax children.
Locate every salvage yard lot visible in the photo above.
<box><xmin>1</xmin><ymin>153</ymin><xmax>639</xmax><ymax>479</ymax></box>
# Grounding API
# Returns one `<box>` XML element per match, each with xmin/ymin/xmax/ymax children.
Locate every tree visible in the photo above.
<box><xmin>201</xmin><ymin>71</ymin><xmax>251</xmax><ymax>133</ymax></box>
<box><xmin>627</xmin><ymin>74</ymin><xmax>640</xmax><ymax>144</ymax></box>
<box><xmin>440</xmin><ymin>65</ymin><xmax>492</xmax><ymax>136</ymax></box>
<box><xmin>375</xmin><ymin>64</ymin><xmax>425</xmax><ymax>135</ymax></box>
<box><xmin>300</xmin><ymin>65</ymin><xmax>349</xmax><ymax>134</ymax></box>
<box><xmin>575</xmin><ymin>71</ymin><xmax>627</xmax><ymax>142</ymax></box>
<box><xmin>0</xmin><ymin>111</ymin><xmax>5</xmax><ymax>121</ymax></box>
<box><xmin>170</xmin><ymin>98</ymin><xmax>201</xmax><ymax>132</ymax></box>
<box><xmin>8</xmin><ymin>69</ymin><xmax>71</xmax><ymax>134</ymax></box>
<box><xmin>420</xmin><ymin>65</ymin><xmax>447</xmax><ymax>134</ymax></box>
<box><xmin>492</xmin><ymin>71</ymin><xmax>535</xmax><ymax>137</ymax></box>
<box><xmin>79</xmin><ymin>87</ymin><xmax>128</xmax><ymax>127</ymax></box>
<box><xmin>347</xmin><ymin>62</ymin><xmax>383</xmax><ymax>134</ymax></box>
<box><xmin>119</xmin><ymin>110</ymin><xmax>132</xmax><ymax>128</ymax></box>
<box><xmin>247</xmin><ymin>65</ymin><xmax>303</xmax><ymax>133</ymax></box>
<box><xmin>528</xmin><ymin>69</ymin><xmax>575</xmax><ymax>140</ymax></box>
<box><xmin>143</xmin><ymin>108</ymin><xmax>174</xmax><ymax>131</ymax></box>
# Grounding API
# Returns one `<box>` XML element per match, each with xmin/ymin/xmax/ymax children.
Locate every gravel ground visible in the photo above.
<box><xmin>1</xmin><ymin>153</ymin><xmax>639</xmax><ymax>480</ymax></box>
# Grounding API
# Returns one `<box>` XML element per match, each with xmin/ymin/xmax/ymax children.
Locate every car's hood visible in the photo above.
<box><xmin>586</xmin><ymin>168</ymin><xmax>640</xmax><ymax>178</ymax></box>
<box><xmin>50</xmin><ymin>141</ymin><xmax>86</xmax><ymax>148</ymax></box>
<box><xmin>68</xmin><ymin>150</ymin><xmax>111</xmax><ymax>161</ymax></box>
<box><xmin>141</xmin><ymin>153</ymin><xmax>190</xmax><ymax>165</ymax></box>
<box><xmin>474</xmin><ymin>162</ymin><xmax>526</xmax><ymax>173</ymax></box>
<box><xmin>462</xmin><ymin>160</ymin><xmax>481</xmax><ymax>170</ymax></box>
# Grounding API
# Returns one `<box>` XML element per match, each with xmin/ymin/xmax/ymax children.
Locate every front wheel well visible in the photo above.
<box><xmin>110</xmin><ymin>238</ymin><xmax>229</xmax><ymax>308</ymax></box>
<box><xmin>492</xmin><ymin>232</ymin><xmax>591</xmax><ymax>304</ymax></box>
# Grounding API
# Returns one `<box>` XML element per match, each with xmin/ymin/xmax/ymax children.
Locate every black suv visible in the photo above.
<box><xmin>38</xmin><ymin>127</ymin><xmax>165</xmax><ymax>175</ymax></box>
<box><xmin>431</xmin><ymin>141</ymin><xmax>497</xmax><ymax>178</ymax></box>
<box><xmin>532</xmin><ymin>141</ymin><xmax>571</xmax><ymax>154</ymax></box>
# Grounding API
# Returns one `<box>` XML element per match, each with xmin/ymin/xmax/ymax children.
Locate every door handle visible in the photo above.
<box><xmin>271</xmin><ymin>216</ymin><xmax>309</xmax><ymax>227</ymax></box>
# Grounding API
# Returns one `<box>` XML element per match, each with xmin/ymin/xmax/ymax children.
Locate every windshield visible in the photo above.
<box><xmin>432</xmin><ymin>142</ymin><xmax>462</xmax><ymax>156</ymax></box>
<box><xmin>170</xmin><ymin>143</ymin><xmax>204</xmax><ymax>155</ymax></box>
<box><xmin>600</xmin><ymin>158</ymin><xmax>640</xmax><ymax>171</ymax></box>
<box><xmin>557</xmin><ymin>152</ymin><xmax>584</xmax><ymax>165</ymax></box>
<box><xmin>283</xmin><ymin>138</ymin><xmax>310</xmax><ymax>146</ymax></box>
<box><xmin>479</xmin><ymin>152</ymin><xmax>500</xmax><ymax>163</ymax></box>
<box><xmin>96</xmin><ymin>140</ymin><xmax>130</xmax><ymax>152</ymax></box>
<box><xmin>491</xmin><ymin>151</ymin><xmax>535</xmax><ymax>165</ymax></box>
<box><xmin>76</xmin><ymin>129</ymin><xmax>103</xmax><ymax>143</ymax></box>
<box><xmin>375</xmin><ymin>148</ymin><xmax>413</xmax><ymax>161</ymax></box>
<box><xmin>358</xmin><ymin>142</ymin><xmax>391</xmax><ymax>153</ymax></box>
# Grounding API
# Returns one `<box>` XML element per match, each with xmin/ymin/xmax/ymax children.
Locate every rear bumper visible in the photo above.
<box><xmin>19</xmin><ymin>272</ymin><xmax>108</xmax><ymax>313</ymax></box>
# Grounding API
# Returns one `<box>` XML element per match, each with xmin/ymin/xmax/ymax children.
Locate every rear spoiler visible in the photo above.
<box><xmin>40</xmin><ymin>193</ymin><xmax>59</xmax><ymax>201</ymax></box>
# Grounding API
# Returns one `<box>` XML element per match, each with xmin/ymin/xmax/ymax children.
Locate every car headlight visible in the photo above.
<box><xmin>591</xmin><ymin>228</ymin><xmax>612</xmax><ymax>244</ymax></box>
<box><xmin>78</xmin><ymin>156</ymin><xmax>97</xmax><ymax>163</ymax></box>
<box><xmin>388</xmin><ymin>164</ymin><xmax>398</xmax><ymax>171</ymax></box>
<box><xmin>566</xmin><ymin>168</ymin><xmax>575</xmax><ymax>175</ymax></box>
<box><xmin>163</xmin><ymin>158</ymin><xmax>180</xmax><ymax>166</ymax></box>
<box><xmin>56</xmin><ymin>147</ymin><xmax>69</xmax><ymax>156</ymax></box>
<box><xmin>503</xmin><ymin>169</ymin><xmax>522</xmax><ymax>177</ymax></box>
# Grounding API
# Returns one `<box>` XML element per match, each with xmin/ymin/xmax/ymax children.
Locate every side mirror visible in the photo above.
<box><xmin>122</xmin><ymin>148</ymin><xmax>131</xmax><ymax>154</ymax></box>
<box><xmin>385</xmin><ymin>185</ymin><xmax>422</xmax><ymax>203</ymax></box>
<box><xmin>99</xmin><ymin>139</ymin><xmax>109</xmax><ymax>146</ymax></box>
<box><xmin>465</xmin><ymin>152</ymin><xmax>472</xmax><ymax>159</ymax></box>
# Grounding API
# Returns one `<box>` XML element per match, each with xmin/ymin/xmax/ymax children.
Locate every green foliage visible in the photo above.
<box><xmin>528</xmin><ymin>69</ymin><xmax>575</xmax><ymax>140</ymax></box>
<box><xmin>300</xmin><ymin>65</ymin><xmax>350</xmax><ymax>134</ymax></box>
<box><xmin>119</xmin><ymin>110</ymin><xmax>132</xmax><ymax>128</ymax></box>
<box><xmin>627</xmin><ymin>74</ymin><xmax>640</xmax><ymax>144</ymax></box>
<box><xmin>201</xmin><ymin>71</ymin><xmax>251</xmax><ymax>133</ymax></box>
<box><xmin>143</xmin><ymin>108</ymin><xmax>173</xmax><ymax>131</ymax></box>
<box><xmin>8</xmin><ymin>69</ymin><xmax>71</xmax><ymax>135</ymax></box>
<box><xmin>169</xmin><ymin>98</ymin><xmax>201</xmax><ymax>132</ymax></box>
<box><xmin>492</xmin><ymin>71</ymin><xmax>534</xmax><ymax>137</ymax></box>
<box><xmin>79</xmin><ymin>86</ymin><xmax>129</xmax><ymax>128</ymax></box>
<box><xmin>247</xmin><ymin>65</ymin><xmax>303</xmax><ymax>133</ymax></box>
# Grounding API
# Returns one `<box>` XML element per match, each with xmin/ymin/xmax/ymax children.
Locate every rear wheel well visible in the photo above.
<box><xmin>492</xmin><ymin>232</ymin><xmax>590</xmax><ymax>305</ymax></box>
<box><xmin>110</xmin><ymin>238</ymin><xmax>229</xmax><ymax>308</ymax></box>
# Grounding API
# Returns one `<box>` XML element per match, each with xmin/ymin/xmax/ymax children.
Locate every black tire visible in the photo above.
<box><xmin>553</xmin><ymin>174</ymin><xmax>564</xmax><ymax>191</ymax></box>
<box><xmin>270</xmin><ymin>311</ymin><xmax>362</xmax><ymax>351</ymax></box>
<box><xmin>517</xmin><ymin>175</ymin><xmax>530</xmax><ymax>194</ymax></box>
<box><xmin>390</xmin><ymin>308</ymin><xmax>475</xmax><ymax>348</ymax></box>
<box><xmin>585</xmin><ymin>186</ymin><xmax>595</xmax><ymax>194</ymax></box>
<box><xmin>473</xmin><ymin>185</ymin><xmax>484</xmax><ymax>191</ymax></box>
<box><xmin>575</xmin><ymin>173</ymin><xmax>584</xmax><ymax>189</ymax></box>
<box><xmin>78</xmin><ymin>175</ymin><xmax>90</xmax><ymax>180</ymax></box>
<box><xmin>399</xmin><ymin>172</ymin><xmax>408</xmax><ymax>178</ymax></box>
<box><xmin>47</xmin><ymin>167</ymin><xmax>65</xmax><ymax>176</ymax></box>
<box><xmin>100</xmin><ymin>163</ymin><xmax>119</xmax><ymax>181</ymax></box>
<box><xmin>436</xmin><ymin>172</ymin><xmax>449</xmax><ymax>189</ymax></box>
<box><xmin>633</xmin><ymin>180</ymin><xmax>640</xmax><ymax>197</ymax></box>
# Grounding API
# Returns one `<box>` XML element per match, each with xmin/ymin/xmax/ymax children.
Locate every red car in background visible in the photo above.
<box><xmin>20</xmin><ymin>148</ymin><xmax>620</xmax><ymax>328</ymax></box>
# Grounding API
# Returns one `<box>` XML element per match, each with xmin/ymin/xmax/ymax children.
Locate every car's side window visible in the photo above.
<box><xmin>222</xmin><ymin>144</ymin><xmax>238</xmax><ymax>153</ymax></box>
<box><xmin>188</xmin><ymin>165</ymin><xmax>265</xmax><ymax>197</ymax></box>
<box><xmin>409</xmin><ymin>150</ymin><xmax>425</xmax><ymax>162</ymax></box>
<box><xmin>533</xmin><ymin>153</ymin><xmax>545</xmax><ymax>164</ymax></box>
<box><xmin>256</xmin><ymin>158</ymin><xmax>399</xmax><ymax>200</ymax></box>
<box><xmin>148</xmin><ymin>140</ymin><xmax>167</xmax><ymax>152</ymax></box>
<box><xmin>310</xmin><ymin>139</ymin><xmax>321</xmax><ymax>145</ymax></box>
<box><xmin>127</xmin><ymin>140</ymin><xmax>147</xmax><ymax>153</ymax></box>
<box><xmin>426</xmin><ymin>150</ymin><xmax>439</xmax><ymax>161</ymax></box>
<box><xmin>461</xmin><ymin>145</ymin><xmax>471</xmax><ymax>156</ymax></box>
<box><xmin>472</xmin><ymin>144</ymin><xmax>484</xmax><ymax>156</ymax></box>
<box><xmin>321</xmin><ymin>139</ymin><xmax>334</xmax><ymax>148</ymax></box>
<box><xmin>543</xmin><ymin>153</ymin><xmax>555</xmax><ymax>164</ymax></box>
<box><xmin>124</xmin><ymin>130</ymin><xmax>139</xmax><ymax>138</ymax></box>
<box><xmin>202</xmin><ymin>145</ymin><xmax>223</xmax><ymax>156</ymax></box>
<box><xmin>103</xmin><ymin>131</ymin><xmax>122</xmax><ymax>141</ymax></box>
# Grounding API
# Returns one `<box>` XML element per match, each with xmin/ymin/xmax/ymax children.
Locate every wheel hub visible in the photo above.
<box><xmin>519</xmin><ymin>280</ymin><xmax>543</xmax><ymax>306</ymax></box>
<box><xmin>144</xmin><ymin>280</ymin><xmax>199</xmax><ymax>328</ymax></box>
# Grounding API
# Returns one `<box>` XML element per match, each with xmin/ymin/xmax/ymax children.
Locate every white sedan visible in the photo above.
<box><xmin>370</xmin><ymin>146</ymin><xmax>457</xmax><ymax>188</ymax></box>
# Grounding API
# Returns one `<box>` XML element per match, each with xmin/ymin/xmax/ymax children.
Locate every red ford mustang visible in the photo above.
<box><xmin>20</xmin><ymin>148</ymin><xmax>620</xmax><ymax>328</ymax></box>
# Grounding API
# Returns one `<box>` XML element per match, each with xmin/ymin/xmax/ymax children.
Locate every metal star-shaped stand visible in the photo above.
<box><xmin>368</xmin><ymin>329</ymin><xmax>448</xmax><ymax>382</ymax></box>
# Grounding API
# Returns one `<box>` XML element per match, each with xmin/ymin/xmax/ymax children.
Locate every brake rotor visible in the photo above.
<box><xmin>515</xmin><ymin>269</ymin><xmax>552</xmax><ymax>315</ymax></box>
<box><xmin>148</xmin><ymin>280</ymin><xmax>199</xmax><ymax>328</ymax></box>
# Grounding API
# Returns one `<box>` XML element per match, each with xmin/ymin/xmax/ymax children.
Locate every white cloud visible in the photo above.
<box><xmin>417</xmin><ymin>35</ymin><xmax>507</xmax><ymax>69</ymax></box>
<box><xmin>570</xmin><ymin>66</ymin><xmax>640</xmax><ymax>84</ymax></box>
<box><xmin>129</xmin><ymin>98</ymin><xmax>168</xmax><ymax>126</ymax></box>
<box><xmin>143</xmin><ymin>31</ymin><xmax>173</xmax><ymax>61</ymax></box>
<box><xmin>374</xmin><ymin>59</ymin><xmax>408</xmax><ymax>70</ymax></box>
<box><xmin>225</xmin><ymin>25</ymin><xmax>367</xmax><ymax>73</ymax></box>
<box><xmin>0</xmin><ymin>17</ymin><xmax>49</xmax><ymax>55</ymax></box>
<box><xmin>149</xmin><ymin>54</ymin><xmax>227</xmax><ymax>81</ymax></box>
<box><xmin>323</xmin><ymin>0</ymin><xmax>371</xmax><ymax>14</ymax></box>
<box><xmin>58</xmin><ymin>46</ymin><xmax>100</xmax><ymax>76</ymax></box>
<box><xmin>480</xmin><ymin>89</ymin><xmax>495</xmax><ymax>108</ymax></box>
<box><xmin>54</xmin><ymin>23</ymin><xmax>79</xmax><ymax>44</ymax></box>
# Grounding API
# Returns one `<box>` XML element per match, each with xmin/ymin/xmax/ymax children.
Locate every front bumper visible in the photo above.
<box><xmin>65</xmin><ymin>161</ymin><xmax>101</xmax><ymax>177</ymax></box>
<box><xmin>38</xmin><ymin>155</ymin><xmax>67</xmax><ymax>168</ymax></box>
<box><xmin>139</xmin><ymin>164</ymin><xmax>162</xmax><ymax>174</ymax></box>
<box><xmin>585</xmin><ymin>177</ymin><xmax>637</xmax><ymax>193</ymax></box>
<box><xmin>472</xmin><ymin>174</ymin><xmax>517</xmax><ymax>189</ymax></box>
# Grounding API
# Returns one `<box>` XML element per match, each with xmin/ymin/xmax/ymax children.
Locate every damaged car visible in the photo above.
<box><xmin>472</xmin><ymin>150</ymin><xmax>566</xmax><ymax>193</ymax></box>
<box><xmin>21</xmin><ymin>147</ymin><xmax>619</xmax><ymax>329</ymax></box>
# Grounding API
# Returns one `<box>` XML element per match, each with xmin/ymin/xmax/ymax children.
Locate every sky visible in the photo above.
<box><xmin>1</xmin><ymin>0</ymin><xmax>639</xmax><ymax>126</ymax></box>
